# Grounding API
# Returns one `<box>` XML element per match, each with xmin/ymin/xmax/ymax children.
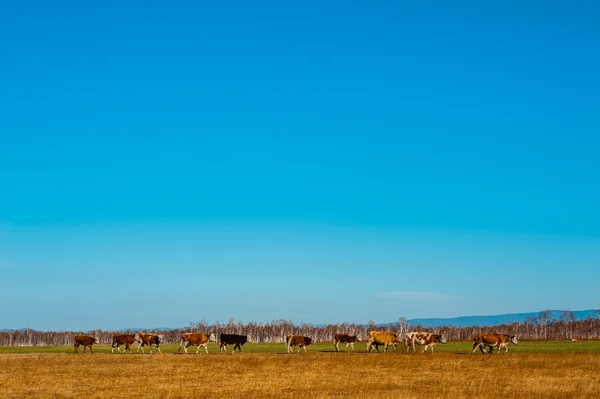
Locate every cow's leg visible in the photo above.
<box><xmin>157</xmin><ymin>345</ymin><xmax>161</xmax><ymax>354</ymax></box>
<box><xmin>182</xmin><ymin>342</ymin><xmax>188</xmax><ymax>354</ymax></box>
<box><xmin>345</xmin><ymin>342</ymin><xmax>350</xmax><ymax>351</ymax></box>
<box><xmin>204</xmin><ymin>344</ymin><xmax>209</xmax><ymax>354</ymax></box>
<box><xmin>74</xmin><ymin>344</ymin><xmax>78</xmax><ymax>354</ymax></box>
<box><xmin>334</xmin><ymin>341</ymin><xmax>339</xmax><ymax>352</ymax></box>
<box><xmin>220</xmin><ymin>343</ymin><xmax>225</xmax><ymax>354</ymax></box>
<box><xmin>90</xmin><ymin>345</ymin><xmax>93</xmax><ymax>354</ymax></box>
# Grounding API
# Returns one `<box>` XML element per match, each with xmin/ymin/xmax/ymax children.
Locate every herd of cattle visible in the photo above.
<box><xmin>73</xmin><ymin>331</ymin><xmax>518</xmax><ymax>355</ymax></box>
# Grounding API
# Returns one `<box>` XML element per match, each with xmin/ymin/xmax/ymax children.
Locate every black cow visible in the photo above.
<box><xmin>220</xmin><ymin>333</ymin><xmax>252</xmax><ymax>354</ymax></box>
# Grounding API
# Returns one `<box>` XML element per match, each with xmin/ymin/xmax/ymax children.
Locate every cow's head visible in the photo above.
<box><xmin>438</xmin><ymin>335</ymin><xmax>448</xmax><ymax>344</ymax></box>
<box><xmin>355</xmin><ymin>335</ymin><xmax>362</xmax><ymax>342</ymax></box>
<box><xmin>395</xmin><ymin>334</ymin><xmax>403</xmax><ymax>343</ymax></box>
<box><xmin>246</xmin><ymin>335</ymin><xmax>253</xmax><ymax>343</ymax></box>
<box><xmin>94</xmin><ymin>337</ymin><xmax>100</xmax><ymax>344</ymax></box>
<box><xmin>510</xmin><ymin>335</ymin><xmax>518</xmax><ymax>345</ymax></box>
<box><xmin>209</xmin><ymin>333</ymin><xmax>217</xmax><ymax>342</ymax></box>
<box><xmin>157</xmin><ymin>335</ymin><xmax>163</xmax><ymax>343</ymax></box>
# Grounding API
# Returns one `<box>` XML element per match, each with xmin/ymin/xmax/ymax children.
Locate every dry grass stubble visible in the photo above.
<box><xmin>0</xmin><ymin>351</ymin><xmax>598</xmax><ymax>398</ymax></box>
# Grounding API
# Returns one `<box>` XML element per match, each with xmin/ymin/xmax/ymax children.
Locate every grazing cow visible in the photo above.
<box><xmin>286</xmin><ymin>334</ymin><xmax>314</xmax><ymax>353</ymax></box>
<box><xmin>333</xmin><ymin>333</ymin><xmax>361</xmax><ymax>352</ymax></box>
<box><xmin>111</xmin><ymin>333</ymin><xmax>139</xmax><ymax>354</ymax></box>
<box><xmin>73</xmin><ymin>335</ymin><xmax>99</xmax><ymax>354</ymax></box>
<box><xmin>220</xmin><ymin>333</ymin><xmax>252</xmax><ymax>354</ymax></box>
<box><xmin>366</xmin><ymin>331</ymin><xmax>402</xmax><ymax>353</ymax></box>
<box><xmin>137</xmin><ymin>333</ymin><xmax>163</xmax><ymax>354</ymax></box>
<box><xmin>178</xmin><ymin>333</ymin><xmax>217</xmax><ymax>354</ymax></box>
<box><xmin>472</xmin><ymin>332</ymin><xmax>518</xmax><ymax>354</ymax></box>
<box><xmin>405</xmin><ymin>332</ymin><xmax>447</xmax><ymax>353</ymax></box>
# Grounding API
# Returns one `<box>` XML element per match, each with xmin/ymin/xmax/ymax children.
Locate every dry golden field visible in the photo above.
<box><xmin>1</xmin><ymin>350</ymin><xmax>599</xmax><ymax>398</ymax></box>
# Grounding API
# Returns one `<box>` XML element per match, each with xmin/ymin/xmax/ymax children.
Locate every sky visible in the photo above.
<box><xmin>1</xmin><ymin>0</ymin><xmax>599</xmax><ymax>331</ymax></box>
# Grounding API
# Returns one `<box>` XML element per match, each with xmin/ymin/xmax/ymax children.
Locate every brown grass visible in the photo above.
<box><xmin>0</xmin><ymin>352</ymin><xmax>598</xmax><ymax>398</ymax></box>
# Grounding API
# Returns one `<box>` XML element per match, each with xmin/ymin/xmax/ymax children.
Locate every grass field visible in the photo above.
<box><xmin>1</xmin><ymin>340</ymin><xmax>599</xmax><ymax>354</ymax></box>
<box><xmin>1</xmin><ymin>342</ymin><xmax>599</xmax><ymax>398</ymax></box>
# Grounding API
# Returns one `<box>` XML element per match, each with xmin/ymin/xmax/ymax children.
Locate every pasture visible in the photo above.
<box><xmin>0</xmin><ymin>342</ymin><xmax>599</xmax><ymax>398</ymax></box>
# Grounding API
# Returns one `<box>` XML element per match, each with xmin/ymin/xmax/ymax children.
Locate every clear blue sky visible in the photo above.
<box><xmin>1</xmin><ymin>0</ymin><xmax>599</xmax><ymax>330</ymax></box>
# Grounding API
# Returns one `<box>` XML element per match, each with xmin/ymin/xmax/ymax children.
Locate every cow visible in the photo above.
<box><xmin>137</xmin><ymin>333</ymin><xmax>163</xmax><ymax>354</ymax></box>
<box><xmin>73</xmin><ymin>335</ymin><xmax>99</xmax><ymax>354</ymax></box>
<box><xmin>472</xmin><ymin>332</ymin><xmax>518</xmax><ymax>354</ymax></box>
<box><xmin>178</xmin><ymin>333</ymin><xmax>217</xmax><ymax>354</ymax></box>
<box><xmin>366</xmin><ymin>331</ymin><xmax>402</xmax><ymax>353</ymax></box>
<box><xmin>333</xmin><ymin>333</ymin><xmax>361</xmax><ymax>352</ymax></box>
<box><xmin>220</xmin><ymin>333</ymin><xmax>252</xmax><ymax>354</ymax></box>
<box><xmin>286</xmin><ymin>334</ymin><xmax>314</xmax><ymax>353</ymax></box>
<box><xmin>111</xmin><ymin>333</ymin><xmax>139</xmax><ymax>354</ymax></box>
<box><xmin>405</xmin><ymin>332</ymin><xmax>447</xmax><ymax>353</ymax></box>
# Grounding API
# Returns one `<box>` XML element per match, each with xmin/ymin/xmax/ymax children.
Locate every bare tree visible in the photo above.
<box><xmin>538</xmin><ymin>309</ymin><xmax>552</xmax><ymax>340</ymax></box>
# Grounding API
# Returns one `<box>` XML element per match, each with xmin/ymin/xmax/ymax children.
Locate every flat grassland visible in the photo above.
<box><xmin>1</xmin><ymin>342</ymin><xmax>599</xmax><ymax>398</ymax></box>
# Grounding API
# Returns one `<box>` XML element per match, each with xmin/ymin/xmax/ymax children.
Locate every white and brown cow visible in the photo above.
<box><xmin>286</xmin><ymin>334</ymin><xmax>314</xmax><ymax>353</ymax></box>
<box><xmin>111</xmin><ymin>333</ymin><xmax>139</xmax><ymax>354</ymax></box>
<box><xmin>137</xmin><ymin>333</ymin><xmax>163</xmax><ymax>354</ymax></box>
<box><xmin>405</xmin><ymin>332</ymin><xmax>447</xmax><ymax>353</ymax></box>
<box><xmin>473</xmin><ymin>332</ymin><xmax>518</xmax><ymax>354</ymax></box>
<box><xmin>366</xmin><ymin>331</ymin><xmax>402</xmax><ymax>353</ymax></box>
<box><xmin>178</xmin><ymin>333</ymin><xmax>217</xmax><ymax>354</ymax></box>
<box><xmin>333</xmin><ymin>333</ymin><xmax>362</xmax><ymax>352</ymax></box>
<box><xmin>73</xmin><ymin>335</ymin><xmax>99</xmax><ymax>354</ymax></box>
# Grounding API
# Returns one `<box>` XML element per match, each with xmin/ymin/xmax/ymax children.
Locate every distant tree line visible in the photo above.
<box><xmin>2</xmin><ymin>310</ymin><xmax>599</xmax><ymax>346</ymax></box>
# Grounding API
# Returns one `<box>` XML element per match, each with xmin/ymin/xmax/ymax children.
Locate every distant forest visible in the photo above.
<box><xmin>2</xmin><ymin>310</ymin><xmax>599</xmax><ymax>346</ymax></box>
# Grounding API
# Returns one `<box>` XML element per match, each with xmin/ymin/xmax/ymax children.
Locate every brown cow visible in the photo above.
<box><xmin>73</xmin><ymin>335</ymin><xmax>99</xmax><ymax>353</ymax></box>
<box><xmin>137</xmin><ymin>333</ymin><xmax>163</xmax><ymax>354</ymax></box>
<box><xmin>333</xmin><ymin>333</ymin><xmax>361</xmax><ymax>352</ymax></box>
<box><xmin>111</xmin><ymin>333</ymin><xmax>139</xmax><ymax>354</ymax></box>
<box><xmin>472</xmin><ymin>332</ymin><xmax>518</xmax><ymax>354</ymax></box>
<box><xmin>178</xmin><ymin>333</ymin><xmax>217</xmax><ymax>354</ymax></box>
<box><xmin>286</xmin><ymin>334</ymin><xmax>313</xmax><ymax>353</ymax></box>
<box><xmin>405</xmin><ymin>332</ymin><xmax>447</xmax><ymax>353</ymax></box>
<box><xmin>366</xmin><ymin>331</ymin><xmax>402</xmax><ymax>353</ymax></box>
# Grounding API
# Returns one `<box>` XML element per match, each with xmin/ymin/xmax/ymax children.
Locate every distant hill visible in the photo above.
<box><xmin>407</xmin><ymin>309</ymin><xmax>599</xmax><ymax>328</ymax></box>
